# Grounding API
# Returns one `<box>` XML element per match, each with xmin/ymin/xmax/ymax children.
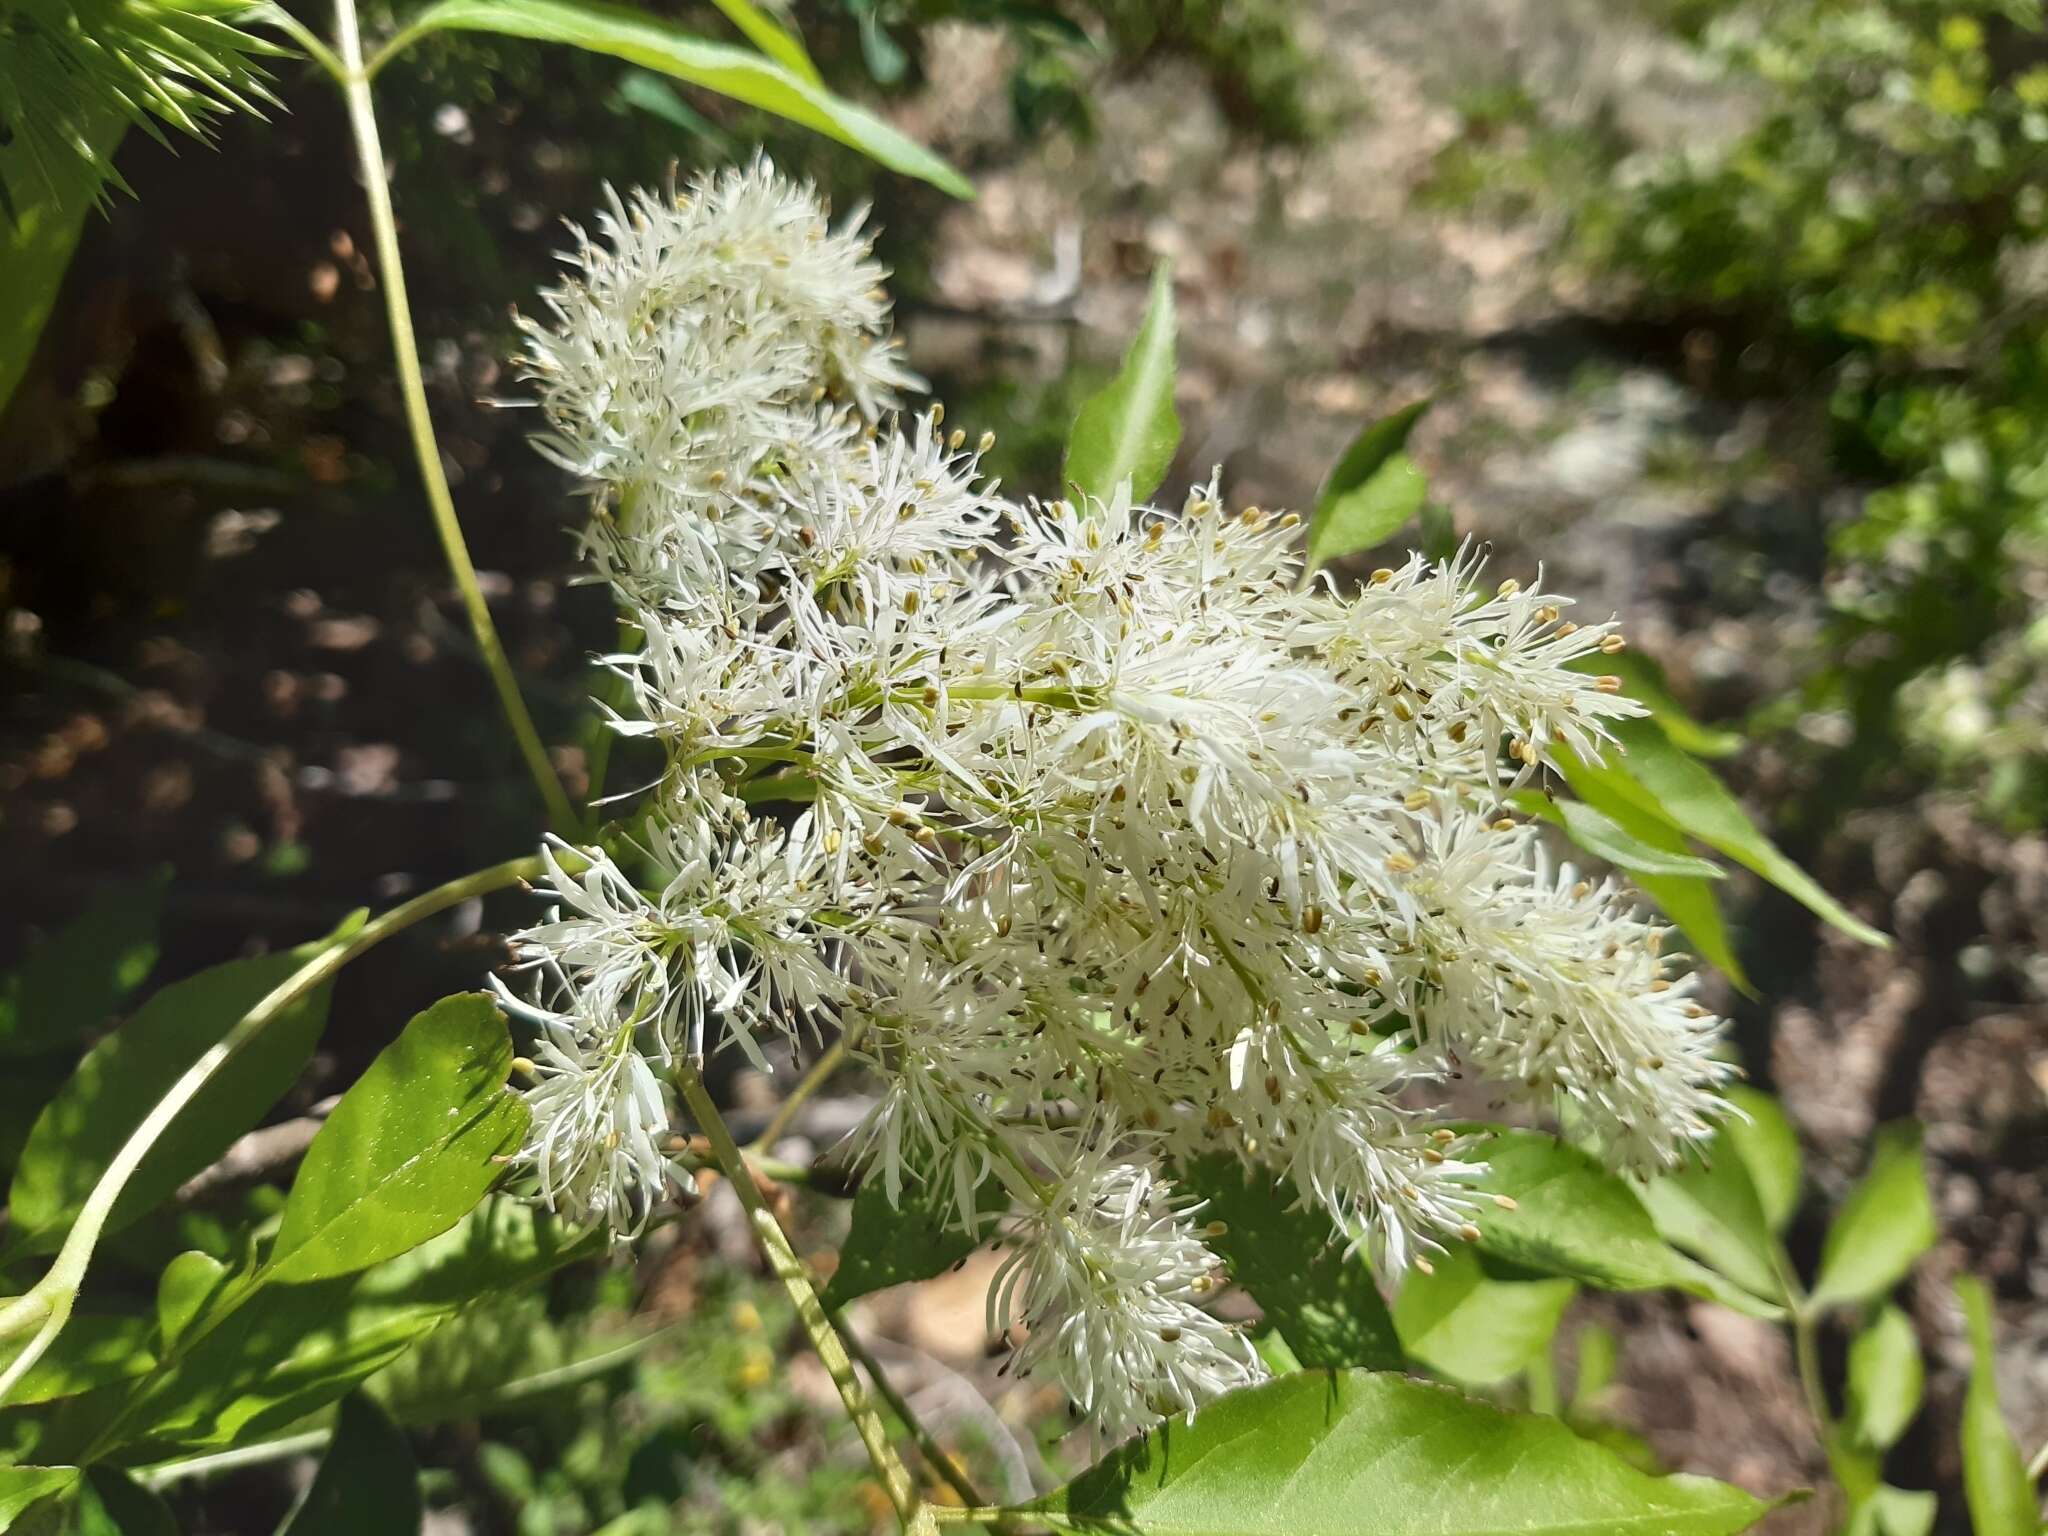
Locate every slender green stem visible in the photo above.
<box><xmin>255</xmin><ymin>2</ymin><xmax>347</xmax><ymax>83</ymax></box>
<box><xmin>834</xmin><ymin>1312</ymin><xmax>989</xmax><ymax>1511</ymax></box>
<box><xmin>748</xmin><ymin>1034</ymin><xmax>855</xmax><ymax>1155</ymax></box>
<box><xmin>675</xmin><ymin>1060</ymin><xmax>932</xmax><ymax>1533</ymax></box>
<box><xmin>331</xmin><ymin>0</ymin><xmax>578</xmax><ymax>837</ymax></box>
<box><xmin>0</xmin><ymin>855</ymin><xmax>545</xmax><ymax>1404</ymax></box>
<box><xmin>2027</xmin><ymin>1438</ymin><xmax>2048</xmax><ymax>1485</ymax></box>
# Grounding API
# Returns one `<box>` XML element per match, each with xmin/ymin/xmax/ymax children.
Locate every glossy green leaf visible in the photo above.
<box><xmin>707</xmin><ymin>0</ymin><xmax>818</xmax><ymax>84</ymax></box>
<box><xmin>822</xmin><ymin>1171</ymin><xmax>1005</xmax><ymax>1309</ymax></box>
<box><xmin>99</xmin><ymin>1200</ymin><xmax>596</xmax><ymax>1457</ymax></box>
<box><xmin>157</xmin><ymin>1250</ymin><xmax>232</xmax><ymax>1353</ymax></box>
<box><xmin>1393</xmin><ymin>1243</ymin><xmax>1574</xmax><ymax>1386</ymax></box>
<box><xmin>1721</xmin><ymin>1087</ymin><xmax>1802</xmax><ymax>1235</ymax></box>
<box><xmin>267</xmin><ymin>994</ymin><xmax>527</xmax><ymax>1284</ymax></box>
<box><xmin>74</xmin><ymin>1468</ymin><xmax>178</xmax><ymax>1536</ymax></box>
<box><xmin>1021</xmin><ymin>1369</ymin><xmax>1787</xmax><ymax>1536</ymax></box>
<box><xmin>7</xmin><ymin>917</ymin><xmax>357</xmax><ymax>1252</ymax></box>
<box><xmin>383</xmin><ymin>0</ymin><xmax>971</xmax><ymax>198</ymax></box>
<box><xmin>1958</xmin><ymin>1277</ymin><xmax>2035</xmax><ymax>1536</ymax></box>
<box><xmin>1307</xmin><ymin>453</ymin><xmax>1427</xmax><ymax>572</ymax></box>
<box><xmin>1179</xmin><ymin>1156</ymin><xmax>1402</xmax><ymax>1370</ymax></box>
<box><xmin>1064</xmin><ymin>263</ymin><xmax>1179</xmax><ymax>508</ymax></box>
<box><xmin>1567</xmin><ymin>652</ymin><xmax>1741</xmax><ymax>759</ymax></box>
<box><xmin>1811</xmin><ymin>1121</ymin><xmax>1935</xmax><ymax>1311</ymax></box>
<box><xmin>1639</xmin><ymin>1138</ymin><xmax>1782</xmax><ymax>1303</ymax></box>
<box><xmin>1844</xmin><ymin>1306</ymin><xmax>1922</xmax><ymax>1452</ymax></box>
<box><xmin>0</xmin><ymin>1313</ymin><xmax>155</xmax><ymax>1406</ymax></box>
<box><xmin>1472</xmin><ymin>1131</ymin><xmax>1780</xmax><ymax>1317</ymax></box>
<box><xmin>1557</xmin><ymin>744</ymin><xmax>1748</xmax><ymax>989</ymax></box>
<box><xmin>1515</xmin><ymin>791</ymin><xmax>1728</xmax><ymax>880</ymax></box>
<box><xmin>1306</xmin><ymin>399</ymin><xmax>1432</xmax><ymax>571</ymax></box>
<box><xmin>0</xmin><ymin>1467</ymin><xmax>77</xmax><ymax>1532</ymax></box>
<box><xmin>278</xmin><ymin>1393</ymin><xmax>421</xmax><ymax>1535</ymax></box>
<box><xmin>0</xmin><ymin>868</ymin><xmax>167</xmax><ymax>1059</ymax></box>
<box><xmin>1606</xmin><ymin>719</ymin><xmax>1889</xmax><ymax>948</ymax></box>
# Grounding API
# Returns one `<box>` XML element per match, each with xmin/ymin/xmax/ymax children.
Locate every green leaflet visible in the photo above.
<box><xmin>1063</xmin><ymin>263</ymin><xmax>1180</xmax><ymax>509</ymax></box>
<box><xmin>266</xmin><ymin>994</ymin><xmax>528</xmax><ymax>1284</ymax></box>
<box><xmin>1810</xmin><ymin>1121</ymin><xmax>1935</xmax><ymax>1311</ymax></box>
<box><xmin>1023</xmin><ymin>1370</ymin><xmax>1789</xmax><ymax>1536</ymax></box>
<box><xmin>377</xmin><ymin>0</ymin><xmax>971</xmax><ymax>198</ymax></box>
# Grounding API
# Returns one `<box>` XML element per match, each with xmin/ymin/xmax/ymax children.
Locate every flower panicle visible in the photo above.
<box><xmin>499</xmin><ymin>165</ymin><xmax>1735</xmax><ymax>1440</ymax></box>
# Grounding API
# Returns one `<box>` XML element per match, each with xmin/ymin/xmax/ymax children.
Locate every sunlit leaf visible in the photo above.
<box><xmin>0</xmin><ymin>1467</ymin><xmax>78</xmax><ymax>1533</ymax></box>
<box><xmin>1306</xmin><ymin>399</ymin><xmax>1431</xmax><ymax>571</ymax></box>
<box><xmin>1639</xmin><ymin>1136</ymin><xmax>1782</xmax><ymax>1302</ymax></box>
<box><xmin>1515</xmin><ymin>791</ymin><xmax>1727</xmax><ymax>880</ymax></box>
<box><xmin>0</xmin><ymin>1313</ymin><xmax>155</xmax><ymax>1407</ymax></box>
<box><xmin>266</xmin><ymin>994</ymin><xmax>528</xmax><ymax>1284</ymax></box>
<box><xmin>1021</xmin><ymin>1370</ymin><xmax>1788</xmax><ymax>1536</ymax></box>
<box><xmin>381</xmin><ymin>0</ymin><xmax>971</xmax><ymax>198</ymax></box>
<box><xmin>1604</xmin><ymin>719</ymin><xmax>1889</xmax><ymax>948</ymax></box>
<box><xmin>1810</xmin><ymin>1121</ymin><xmax>1934</xmax><ymax>1310</ymax></box>
<box><xmin>1064</xmin><ymin>263</ymin><xmax>1179</xmax><ymax>508</ymax></box>
<box><xmin>1844</xmin><ymin>1306</ymin><xmax>1922</xmax><ymax>1453</ymax></box>
<box><xmin>1957</xmin><ymin>1277</ymin><xmax>2035</xmax><ymax>1536</ymax></box>
<box><xmin>1472</xmin><ymin>1131</ymin><xmax>1780</xmax><ymax>1317</ymax></box>
<box><xmin>1393</xmin><ymin>1243</ymin><xmax>1574</xmax><ymax>1386</ymax></box>
<box><xmin>1721</xmin><ymin>1087</ymin><xmax>1802</xmax><ymax>1235</ymax></box>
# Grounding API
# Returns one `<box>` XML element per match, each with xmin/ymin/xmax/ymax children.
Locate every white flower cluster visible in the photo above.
<box><xmin>502</xmin><ymin>158</ymin><xmax>1733</xmax><ymax>1439</ymax></box>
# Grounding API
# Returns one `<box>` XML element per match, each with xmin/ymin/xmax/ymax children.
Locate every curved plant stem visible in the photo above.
<box><xmin>2028</xmin><ymin>1438</ymin><xmax>2048</xmax><ymax>1485</ymax></box>
<box><xmin>675</xmin><ymin>1059</ymin><xmax>933</xmax><ymax>1534</ymax></box>
<box><xmin>0</xmin><ymin>854</ymin><xmax>545</xmax><ymax>1403</ymax></box>
<box><xmin>834</xmin><ymin>1311</ymin><xmax>989</xmax><ymax>1511</ymax></box>
<box><xmin>747</xmin><ymin>1034</ymin><xmax>854</xmax><ymax>1155</ymax></box>
<box><xmin>331</xmin><ymin>0</ymin><xmax>578</xmax><ymax>837</ymax></box>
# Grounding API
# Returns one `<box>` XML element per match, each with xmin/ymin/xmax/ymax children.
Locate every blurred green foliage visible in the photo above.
<box><xmin>1579</xmin><ymin>0</ymin><xmax>2048</xmax><ymax>826</ymax></box>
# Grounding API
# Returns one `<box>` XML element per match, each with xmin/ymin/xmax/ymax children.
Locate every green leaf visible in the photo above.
<box><xmin>1306</xmin><ymin>399</ymin><xmax>1432</xmax><ymax>571</ymax></box>
<box><xmin>99</xmin><ymin>1199</ymin><xmax>597</xmax><ymax>1456</ymax></box>
<box><xmin>1178</xmin><ymin>1156</ymin><xmax>1402</xmax><ymax>1370</ymax></box>
<box><xmin>0</xmin><ymin>1313</ymin><xmax>155</xmax><ymax>1406</ymax></box>
<box><xmin>266</xmin><ymin>994</ymin><xmax>528</xmax><ymax>1285</ymax></box>
<box><xmin>0</xmin><ymin>107</ymin><xmax>124</xmax><ymax>421</ymax></box>
<box><xmin>74</xmin><ymin>1468</ymin><xmax>178</xmax><ymax>1536</ymax></box>
<box><xmin>1514</xmin><ymin>791</ymin><xmax>1728</xmax><ymax>881</ymax></box>
<box><xmin>383</xmin><ymin>0</ymin><xmax>971</xmax><ymax>198</ymax></box>
<box><xmin>157</xmin><ymin>1250</ymin><xmax>232</xmax><ymax>1353</ymax></box>
<box><xmin>1606</xmin><ymin>718</ymin><xmax>1889</xmax><ymax>948</ymax></box>
<box><xmin>0</xmin><ymin>1468</ymin><xmax>77</xmax><ymax>1533</ymax></box>
<box><xmin>822</xmin><ymin>1171</ymin><xmax>1005</xmax><ymax>1309</ymax></box>
<box><xmin>1844</xmin><ymin>1306</ymin><xmax>1922</xmax><ymax>1453</ymax></box>
<box><xmin>1810</xmin><ymin>1122</ymin><xmax>1935</xmax><ymax>1311</ymax></box>
<box><xmin>1721</xmin><ymin>1087</ymin><xmax>1801</xmax><ymax>1235</ymax></box>
<box><xmin>706</xmin><ymin>0</ymin><xmax>819</xmax><ymax>84</ymax></box>
<box><xmin>1638</xmin><ymin>1136</ymin><xmax>1782</xmax><ymax>1303</ymax></box>
<box><xmin>1472</xmin><ymin>1131</ymin><xmax>1781</xmax><ymax>1317</ymax></box>
<box><xmin>278</xmin><ymin>1393</ymin><xmax>422</xmax><ymax>1535</ymax></box>
<box><xmin>1063</xmin><ymin>263</ymin><xmax>1179</xmax><ymax>508</ymax></box>
<box><xmin>0</xmin><ymin>868</ymin><xmax>167</xmax><ymax>1059</ymax></box>
<box><xmin>32</xmin><ymin>941</ymin><xmax>353</xmax><ymax>1250</ymax></box>
<box><xmin>1021</xmin><ymin>1369</ymin><xmax>1787</xmax><ymax>1536</ymax></box>
<box><xmin>1566</xmin><ymin>652</ymin><xmax>1741</xmax><ymax>759</ymax></box>
<box><xmin>1556</xmin><ymin>744</ymin><xmax>1748</xmax><ymax>989</ymax></box>
<box><xmin>1957</xmin><ymin>1278</ymin><xmax>2035</xmax><ymax>1536</ymax></box>
<box><xmin>7</xmin><ymin>917</ymin><xmax>358</xmax><ymax>1252</ymax></box>
<box><xmin>1844</xmin><ymin>1485</ymin><xmax>1936</xmax><ymax>1536</ymax></box>
<box><xmin>1392</xmin><ymin>1243</ymin><xmax>1575</xmax><ymax>1386</ymax></box>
